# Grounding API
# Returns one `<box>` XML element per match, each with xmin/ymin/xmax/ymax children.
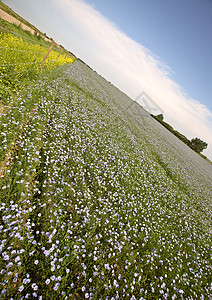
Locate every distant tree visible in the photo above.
<box><xmin>174</xmin><ymin>131</ymin><xmax>190</xmax><ymax>146</ymax></box>
<box><xmin>156</xmin><ymin>114</ymin><xmax>164</xmax><ymax>121</ymax></box>
<box><xmin>190</xmin><ymin>138</ymin><xmax>208</xmax><ymax>153</ymax></box>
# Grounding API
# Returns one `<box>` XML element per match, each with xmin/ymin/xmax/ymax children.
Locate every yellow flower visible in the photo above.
<box><xmin>0</xmin><ymin>33</ymin><xmax>75</xmax><ymax>76</ymax></box>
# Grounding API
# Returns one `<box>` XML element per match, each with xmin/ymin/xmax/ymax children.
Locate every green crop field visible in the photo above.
<box><xmin>0</xmin><ymin>59</ymin><xmax>211</xmax><ymax>299</ymax></box>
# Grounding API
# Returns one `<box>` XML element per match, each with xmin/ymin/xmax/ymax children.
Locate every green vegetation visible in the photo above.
<box><xmin>190</xmin><ymin>137</ymin><xmax>208</xmax><ymax>153</ymax></box>
<box><xmin>0</xmin><ymin>4</ymin><xmax>211</xmax><ymax>297</ymax></box>
<box><xmin>0</xmin><ymin>1</ymin><xmax>44</xmax><ymax>36</ymax></box>
<box><xmin>0</xmin><ymin>61</ymin><xmax>211</xmax><ymax>299</ymax></box>
<box><xmin>0</xmin><ymin>18</ymin><xmax>50</xmax><ymax>47</ymax></box>
<box><xmin>0</xmin><ymin>18</ymin><xmax>74</xmax><ymax>106</ymax></box>
<box><xmin>152</xmin><ymin>114</ymin><xmax>208</xmax><ymax>156</ymax></box>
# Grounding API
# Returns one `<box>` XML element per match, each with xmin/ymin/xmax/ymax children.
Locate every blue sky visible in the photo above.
<box><xmin>2</xmin><ymin>0</ymin><xmax>212</xmax><ymax>159</ymax></box>
<box><xmin>90</xmin><ymin>0</ymin><xmax>212</xmax><ymax>111</ymax></box>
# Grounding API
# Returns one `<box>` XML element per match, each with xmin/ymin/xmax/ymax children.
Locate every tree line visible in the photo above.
<box><xmin>151</xmin><ymin>114</ymin><xmax>208</xmax><ymax>154</ymax></box>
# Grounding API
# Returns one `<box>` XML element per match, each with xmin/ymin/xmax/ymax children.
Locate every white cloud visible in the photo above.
<box><xmin>52</xmin><ymin>0</ymin><xmax>212</xmax><ymax>160</ymax></box>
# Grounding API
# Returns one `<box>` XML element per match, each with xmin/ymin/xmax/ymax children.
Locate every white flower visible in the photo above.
<box><xmin>18</xmin><ymin>285</ymin><xmax>24</xmax><ymax>292</ymax></box>
<box><xmin>54</xmin><ymin>283</ymin><xmax>60</xmax><ymax>291</ymax></box>
<box><xmin>161</xmin><ymin>282</ymin><xmax>166</xmax><ymax>289</ymax></box>
<box><xmin>31</xmin><ymin>283</ymin><xmax>38</xmax><ymax>291</ymax></box>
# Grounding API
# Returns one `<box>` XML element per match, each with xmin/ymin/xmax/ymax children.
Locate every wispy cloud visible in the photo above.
<box><xmin>52</xmin><ymin>0</ymin><xmax>212</xmax><ymax>159</ymax></box>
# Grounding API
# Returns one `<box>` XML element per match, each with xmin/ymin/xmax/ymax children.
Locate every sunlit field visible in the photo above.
<box><xmin>0</xmin><ymin>61</ymin><xmax>211</xmax><ymax>299</ymax></box>
<box><xmin>0</xmin><ymin>25</ymin><xmax>74</xmax><ymax>103</ymax></box>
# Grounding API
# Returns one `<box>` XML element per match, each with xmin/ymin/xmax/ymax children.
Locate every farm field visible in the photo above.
<box><xmin>0</xmin><ymin>18</ymin><xmax>75</xmax><ymax>105</ymax></box>
<box><xmin>0</xmin><ymin>60</ymin><xmax>212</xmax><ymax>299</ymax></box>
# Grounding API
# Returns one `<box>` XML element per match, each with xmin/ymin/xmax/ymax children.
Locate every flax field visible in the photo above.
<box><xmin>0</xmin><ymin>61</ymin><xmax>212</xmax><ymax>299</ymax></box>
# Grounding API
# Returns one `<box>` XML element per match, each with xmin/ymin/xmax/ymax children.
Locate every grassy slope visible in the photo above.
<box><xmin>0</xmin><ymin>1</ymin><xmax>44</xmax><ymax>36</ymax></box>
<box><xmin>0</xmin><ymin>17</ymin><xmax>75</xmax><ymax>107</ymax></box>
<box><xmin>0</xmin><ymin>61</ymin><xmax>211</xmax><ymax>299</ymax></box>
<box><xmin>0</xmin><ymin>17</ymin><xmax>51</xmax><ymax>49</ymax></box>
